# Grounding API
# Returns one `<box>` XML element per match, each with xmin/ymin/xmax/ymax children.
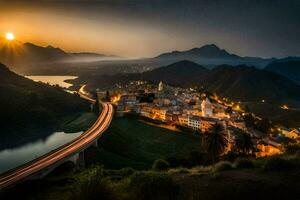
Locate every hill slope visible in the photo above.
<box><xmin>205</xmin><ymin>65</ymin><xmax>300</xmax><ymax>102</ymax></box>
<box><xmin>79</xmin><ymin>60</ymin><xmax>300</xmax><ymax>103</ymax></box>
<box><xmin>140</xmin><ymin>60</ymin><xmax>209</xmax><ymax>86</ymax></box>
<box><xmin>0</xmin><ymin>63</ymin><xmax>89</xmax><ymax>135</ymax></box>
<box><xmin>265</xmin><ymin>60</ymin><xmax>300</xmax><ymax>85</ymax></box>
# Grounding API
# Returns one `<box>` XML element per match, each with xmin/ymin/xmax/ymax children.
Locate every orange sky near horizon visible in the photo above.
<box><xmin>1</xmin><ymin>1</ymin><xmax>299</xmax><ymax>58</ymax></box>
<box><xmin>0</xmin><ymin>6</ymin><xmax>195</xmax><ymax>58</ymax></box>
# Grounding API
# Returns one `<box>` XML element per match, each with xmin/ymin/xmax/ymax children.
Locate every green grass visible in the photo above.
<box><xmin>62</xmin><ymin>112</ymin><xmax>98</xmax><ymax>133</ymax></box>
<box><xmin>85</xmin><ymin>115</ymin><xmax>202</xmax><ymax>169</ymax></box>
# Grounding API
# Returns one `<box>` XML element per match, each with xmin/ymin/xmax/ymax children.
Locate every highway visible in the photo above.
<box><xmin>78</xmin><ymin>85</ymin><xmax>96</xmax><ymax>103</ymax></box>
<box><xmin>0</xmin><ymin>89</ymin><xmax>113</xmax><ymax>190</ymax></box>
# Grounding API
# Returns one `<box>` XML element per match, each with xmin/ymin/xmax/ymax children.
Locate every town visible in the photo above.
<box><xmin>101</xmin><ymin>80</ymin><xmax>300</xmax><ymax>158</ymax></box>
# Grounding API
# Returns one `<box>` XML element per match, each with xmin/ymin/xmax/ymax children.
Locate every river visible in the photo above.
<box><xmin>25</xmin><ymin>75</ymin><xmax>78</xmax><ymax>89</ymax></box>
<box><xmin>0</xmin><ymin>131</ymin><xmax>82</xmax><ymax>174</ymax></box>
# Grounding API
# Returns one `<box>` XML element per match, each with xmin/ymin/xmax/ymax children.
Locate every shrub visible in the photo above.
<box><xmin>264</xmin><ymin>157</ymin><xmax>295</xmax><ymax>171</ymax></box>
<box><xmin>152</xmin><ymin>159</ymin><xmax>170</xmax><ymax>171</ymax></box>
<box><xmin>129</xmin><ymin>171</ymin><xmax>179</xmax><ymax>200</ymax></box>
<box><xmin>234</xmin><ymin>158</ymin><xmax>254</xmax><ymax>169</ymax></box>
<box><xmin>168</xmin><ymin>167</ymin><xmax>189</xmax><ymax>174</ymax></box>
<box><xmin>213</xmin><ymin>161</ymin><xmax>233</xmax><ymax>172</ymax></box>
<box><xmin>119</xmin><ymin>167</ymin><xmax>135</xmax><ymax>177</ymax></box>
<box><xmin>71</xmin><ymin>166</ymin><xmax>117</xmax><ymax>200</ymax></box>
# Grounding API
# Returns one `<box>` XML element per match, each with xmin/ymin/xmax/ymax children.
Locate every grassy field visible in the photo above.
<box><xmin>62</xmin><ymin>112</ymin><xmax>98</xmax><ymax>133</ymax></box>
<box><xmin>85</xmin><ymin>115</ymin><xmax>202</xmax><ymax>169</ymax></box>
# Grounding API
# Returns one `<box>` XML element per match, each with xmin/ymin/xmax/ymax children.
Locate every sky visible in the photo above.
<box><xmin>0</xmin><ymin>0</ymin><xmax>299</xmax><ymax>58</ymax></box>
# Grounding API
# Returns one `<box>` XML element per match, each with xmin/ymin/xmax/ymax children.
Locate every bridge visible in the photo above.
<box><xmin>0</xmin><ymin>87</ymin><xmax>114</xmax><ymax>190</ymax></box>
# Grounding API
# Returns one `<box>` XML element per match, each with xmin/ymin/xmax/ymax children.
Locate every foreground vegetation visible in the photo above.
<box><xmin>1</xmin><ymin>114</ymin><xmax>300</xmax><ymax>200</ymax></box>
<box><xmin>2</xmin><ymin>150</ymin><xmax>300</xmax><ymax>200</ymax></box>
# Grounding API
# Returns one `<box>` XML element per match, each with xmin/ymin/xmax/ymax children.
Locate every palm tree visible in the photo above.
<box><xmin>234</xmin><ymin>129</ymin><xmax>254</xmax><ymax>155</ymax></box>
<box><xmin>205</xmin><ymin>123</ymin><xmax>228</xmax><ymax>163</ymax></box>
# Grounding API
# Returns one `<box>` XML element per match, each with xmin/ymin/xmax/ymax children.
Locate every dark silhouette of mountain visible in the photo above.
<box><xmin>265</xmin><ymin>60</ymin><xmax>300</xmax><ymax>85</ymax></box>
<box><xmin>0</xmin><ymin>63</ymin><xmax>89</xmax><ymax>140</ymax></box>
<box><xmin>139</xmin><ymin>60</ymin><xmax>209</xmax><ymax>86</ymax></box>
<box><xmin>204</xmin><ymin>65</ymin><xmax>300</xmax><ymax>102</ymax></box>
<box><xmin>0</xmin><ymin>41</ymin><xmax>118</xmax><ymax>73</ymax></box>
<box><xmin>80</xmin><ymin>60</ymin><xmax>300</xmax><ymax>103</ymax></box>
<box><xmin>153</xmin><ymin>44</ymin><xmax>275</xmax><ymax>68</ymax></box>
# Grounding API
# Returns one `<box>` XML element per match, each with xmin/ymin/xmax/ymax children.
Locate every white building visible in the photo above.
<box><xmin>188</xmin><ymin>116</ymin><xmax>201</xmax><ymax>129</ymax></box>
<box><xmin>158</xmin><ymin>81</ymin><xmax>164</xmax><ymax>92</ymax></box>
<box><xmin>201</xmin><ymin>98</ymin><xmax>213</xmax><ymax>117</ymax></box>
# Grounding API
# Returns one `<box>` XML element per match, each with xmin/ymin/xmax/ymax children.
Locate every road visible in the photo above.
<box><xmin>0</xmin><ymin>101</ymin><xmax>113</xmax><ymax>190</ymax></box>
<box><xmin>78</xmin><ymin>84</ymin><xmax>96</xmax><ymax>103</ymax></box>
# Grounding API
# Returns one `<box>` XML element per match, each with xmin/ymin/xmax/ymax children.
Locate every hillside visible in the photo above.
<box><xmin>265</xmin><ymin>60</ymin><xmax>300</xmax><ymax>85</ymax></box>
<box><xmin>76</xmin><ymin>60</ymin><xmax>300</xmax><ymax>104</ymax></box>
<box><xmin>139</xmin><ymin>60</ymin><xmax>209</xmax><ymax>86</ymax></box>
<box><xmin>0</xmin><ymin>63</ymin><xmax>89</xmax><ymax>140</ymax></box>
<box><xmin>204</xmin><ymin>65</ymin><xmax>300</xmax><ymax>102</ymax></box>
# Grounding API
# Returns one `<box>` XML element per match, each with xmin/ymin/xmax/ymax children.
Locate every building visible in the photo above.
<box><xmin>158</xmin><ymin>81</ymin><xmax>164</xmax><ymax>91</ymax></box>
<box><xmin>117</xmin><ymin>94</ymin><xmax>138</xmax><ymax>111</ymax></box>
<box><xmin>256</xmin><ymin>141</ymin><xmax>281</xmax><ymax>157</ymax></box>
<box><xmin>178</xmin><ymin>115</ymin><xmax>189</xmax><ymax>127</ymax></box>
<box><xmin>229</xmin><ymin>119</ymin><xmax>247</xmax><ymax>131</ymax></box>
<box><xmin>281</xmin><ymin>129</ymin><xmax>300</xmax><ymax>139</ymax></box>
<box><xmin>201</xmin><ymin>98</ymin><xmax>213</xmax><ymax>117</ymax></box>
<box><xmin>140</xmin><ymin>106</ymin><xmax>153</xmax><ymax>118</ymax></box>
<box><xmin>188</xmin><ymin>115</ymin><xmax>201</xmax><ymax>129</ymax></box>
<box><xmin>200</xmin><ymin>117</ymin><xmax>218</xmax><ymax>132</ymax></box>
<box><xmin>151</xmin><ymin>107</ymin><xmax>168</xmax><ymax>121</ymax></box>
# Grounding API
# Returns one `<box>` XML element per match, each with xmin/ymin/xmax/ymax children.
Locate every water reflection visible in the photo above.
<box><xmin>0</xmin><ymin>131</ymin><xmax>82</xmax><ymax>174</ymax></box>
<box><xmin>26</xmin><ymin>76</ymin><xmax>77</xmax><ymax>88</ymax></box>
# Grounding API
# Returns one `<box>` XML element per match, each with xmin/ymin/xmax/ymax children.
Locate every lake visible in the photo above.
<box><xmin>0</xmin><ymin>131</ymin><xmax>83</xmax><ymax>174</ymax></box>
<box><xmin>26</xmin><ymin>75</ymin><xmax>78</xmax><ymax>88</ymax></box>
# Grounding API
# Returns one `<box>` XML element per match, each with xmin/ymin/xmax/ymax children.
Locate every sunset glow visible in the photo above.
<box><xmin>5</xmin><ymin>32</ymin><xmax>15</xmax><ymax>41</ymax></box>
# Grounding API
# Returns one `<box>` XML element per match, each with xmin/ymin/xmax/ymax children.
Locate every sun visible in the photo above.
<box><xmin>5</xmin><ymin>32</ymin><xmax>15</xmax><ymax>41</ymax></box>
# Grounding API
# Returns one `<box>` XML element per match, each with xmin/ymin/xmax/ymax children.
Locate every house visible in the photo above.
<box><xmin>229</xmin><ymin>119</ymin><xmax>247</xmax><ymax>131</ymax></box>
<box><xmin>178</xmin><ymin>115</ymin><xmax>189</xmax><ymax>127</ymax></box>
<box><xmin>256</xmin><ymin>141</ymin><xmax>281</xmax><ymax>157</ymax></box>
<box><xmin>140</xmin><ymin>106</ymin><xmax>153</xmax><ymax>118</ymax></box>
<box><xmin>188</xmin><ymin>115</ymin><xmax>201</xmax><ymax>129</ymax></box>
<box><xmin>201</xmin><ymin>98</ymin><xmax>213</xmax><ymax>117</ymax></box>
<box><xmin>200</xmin><ymin>117</ymin><xmax>218</xmax><ymax>132</ymax></box>
<box><xmin>152</xmin><ymin>107</ymin><xmax>168</xmax><ymax>121</ymax></box>
<box><xmin>281</xmin><ymin>129</ymin><xmax>300</xmax><ymax>139</ymax></box>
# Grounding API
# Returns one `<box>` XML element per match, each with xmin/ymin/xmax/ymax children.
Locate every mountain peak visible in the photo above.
<box><xmin>200</xmin><ymin>44</ymin><xmax>220</xmax><ymax>50</ymax></box>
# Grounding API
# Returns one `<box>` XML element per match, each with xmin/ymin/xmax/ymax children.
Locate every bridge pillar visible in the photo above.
<box><xmin>69</xmin><ymin>151</ymin><xmax>85</xmax><ymax>169</ymax></box>
<box><xmin>91</xmin><ymin>139</ymin><xmax>98</xmax><ymax>148</ymax></box>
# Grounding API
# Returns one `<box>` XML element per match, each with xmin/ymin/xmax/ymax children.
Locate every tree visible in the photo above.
<box><xmin>255</xmin><ymin>118</ymin><xmax>272</xmax><ymax>134</ymax></box>
<box><xmin>243</xmin><ymin>113</ymin><xmax>255</xmax><ymax>127</ymax></box>
<box><xmin>225</xmin><ymin>106</ymin><xmax>232</xmax><ymax>114</ymax></box>
<box><xmin>204</xmin><ymin>123</ymin><xmax>228</xmax><ymax>163</ymax></box>
<box><xmin>234</xmin><ymin>129</ymin><xmax>254</xmax><ymax>155</ymax></box>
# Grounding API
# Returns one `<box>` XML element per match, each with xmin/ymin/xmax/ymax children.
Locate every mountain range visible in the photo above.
<box><xmin>76</xmin><ymin>60</ymin><xmax>300</xmax><ymax>103</ymax></box>
<box><xmin>1</xmin><ymin>40</ymin><xmax>299</xmax><ymax>75</ymax></box>
<box><xmin>152</xmin><ymin>44</ymin><xmax>276</xmax><ymax>68</ymax></box>
<box><xmin>265</xmin><ymin>60</ymin><xmax>300</xmax><ymax>85</ymax></box>
<box><xmin>0</xmin><ymin>40</ymin><xmax>119</xmax><ymax>74</ymax></box>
